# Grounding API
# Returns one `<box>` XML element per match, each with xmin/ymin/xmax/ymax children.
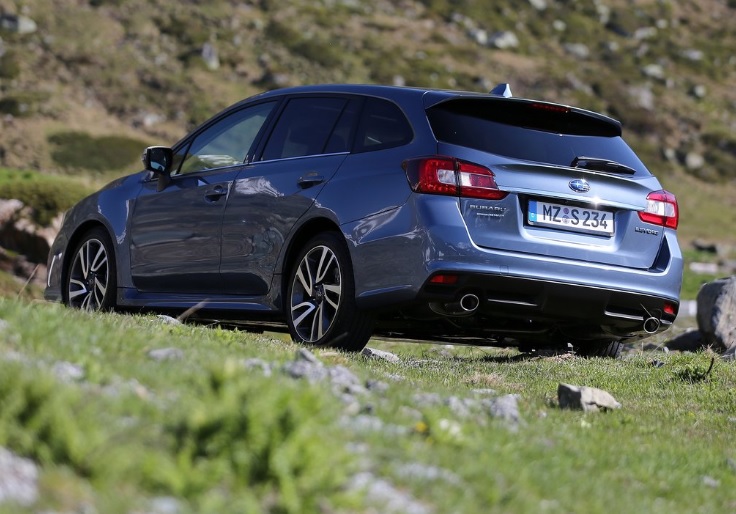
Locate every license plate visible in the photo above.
<box><xmin>528</xmin><ymin>200</ymin><xmax>614</xmax><ymax>235</ymax></box>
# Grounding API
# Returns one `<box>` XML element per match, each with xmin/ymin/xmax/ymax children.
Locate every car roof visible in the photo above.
<box><xmin>245</xmin><ymin>84</ymin><xmax>621</xmax><ymax>133</ymax></box>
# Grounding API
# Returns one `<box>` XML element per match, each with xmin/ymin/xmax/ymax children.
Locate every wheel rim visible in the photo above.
<box><xmin>290</xmin><ymin>245</ymin><xmax>342</xmax><ymax>343</ymax></box>
<box><xmin>68</xmin><ymin>238</ymin><xmax>109</xmax><ymax>311</ymax></box>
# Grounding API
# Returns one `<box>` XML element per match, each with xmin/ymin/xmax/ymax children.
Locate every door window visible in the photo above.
<box><xmin>261</xmin><ymin>97</ymin><xmax>348</xmax><ymax>161</ymax></box>
<box><xmin>178</xmin><ymin>101</ymin><xmax>277</xmax><ymax>175</ymax></box>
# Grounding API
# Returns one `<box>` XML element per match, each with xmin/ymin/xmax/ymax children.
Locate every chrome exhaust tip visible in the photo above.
<box><xmin>459</xmin><ymin>293</ymin><xmax>480</xmax><ymax>313</ymax></box>
<box><xmin>643</xmin><ymin>316</ymin><xmax>661</xmax><ymax>334</ymax></box>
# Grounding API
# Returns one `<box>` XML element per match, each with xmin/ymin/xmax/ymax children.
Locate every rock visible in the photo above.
<box><xmin>348</xmin><ymin>472</ymin><xmax>430</xmax><ymax>514</ymax></box>
<box><xmin>692</xmin><ymin>239</ymin><xmax>719</xmax><ymax>254</ymax></box>
<box><xmin>366</xmin><ymin>379</ymin><xmax>389</xmax><ymax>394</ymax></box>
<box><xmin>394</xmin><ymin>462</ymin><xmax>462</xmax><ymax>485</ymax></box>
<box><xmin>558</xmin><ymin>383</ymin><xmax>621</xmax><ymax>412</ymax></box>
<box><xmin>488</xmin><ymin>394</ymin><xmax>522</xmax><ymax>424</ymax></box>
<box><xmin>147</xmin><ymin>347</ymin><xmax>184</xmax><ymax>361</ymax></box>
<box><xmin>362</xmin><ymin>347</ymin><xmax>400</xmax><ymax>363</ymax></box>
<box><xmin>156</xmin><ymin>315</ymin><xmax>181</xmax><ymax>325</ymax></box>
<box><xmin>488</xmin><ymin>31</ymin><xmax>519</xmax><ymax>50</ymax></box>
<box><xmin>682</xmin><ymin>49</ymin><xmax>704</xmax><ymax>61</ymax></box>
<box><xmin>528</xmin><ymin>0</ymin><xmax>546</xmax><ymax>10</ymax></box>
<box><xmin>0</xmin><ymin>200</ymin><xmax>62</xmax><ymax>264</ymax></box>
<box><xmin>147</xmin><ymin>496</ymin><xmax>182</xmax><ymax>514</ymax></box>
<box><xmin>628</xmin><ymin>85</ymin><xmax>655</xmax><ymax>110</ymax></box>
<box><xmin>641</xmin><ymin>63</ymin><xmax>665</xmax><ymax>80</ymax></box>
<box><xmin>723</xmin><ymin>345</ymin><xmax>736</xmax><ymax>361</ymax></box>
<box><xmin>684</xmin><ymin>152</ymin><xmax>705</xmax><ymax>170</ymax></box>
<box><xmin>469</xmin><ymin>28</ymin><xmax>488</xmax><ymax>46</ymax></box>
<box><xmin>242</xmin><ymin>358</ymin><xmax>272</xmax><ymax>377</ymax></box>
<box><xmin>552</xmin><ymin>20</ymin><xmax>566</xmax><ymax>32</ymax></box>
<box><xmin>296</xmin><ymin>348</ymin><xmax>321</xmax><ymax>364</ymax></box>
<box><xmin>690</xmin><ymin>84</ymin><xmax>707</xmax><ymax>99</ymax></box>
<box><xmin>697</xmin><ymin>277</ymin><xmax>736</xmax><ymax>351</ymax></box>
<box><xmin>563</xmin><ymin>43</ymin><xmax>590</xmax><ymax>59</ymax></box>
<box><xmin>0</xmin><ymin>447</ymin><xmax>38</xmax><ymax>506</ymax></box>
<box><xmin>666</xmin><ymin>329</ymin><xmax>703</xmax><ymax>352</ymax></box>
<box><xmin>201</xmin><ymin>42</ymin><xmax>219</xmax><ymax>71</ymax></box>
<box><xmin>690</xmin><ymin>262</ymin><xmax>719</xmax><ymax>274</ymax></box>
<box><xmin>0</xmin><ymin>14</ymin><xmax>37</xmax><ymax>35</ymax></box>
<box><xmin>634</xmin><ymin>27</ymin><xmax>657</xmax><ymax>40</ymax></box>
<box><xmin>52</xmin><ymin>361</ymin><xmax>85</xmax><ymax>382</ymax></box>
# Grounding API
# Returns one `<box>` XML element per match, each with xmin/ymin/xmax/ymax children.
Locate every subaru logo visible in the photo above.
<box><xmin>569</xmin><ymin>179</ymin><xmax>590</xmax><ymax>193</ymax></box>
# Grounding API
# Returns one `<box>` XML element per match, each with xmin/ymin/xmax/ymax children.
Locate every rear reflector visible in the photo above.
<box><xmin>638</xmin><ymin>190</ymin><xmax>679</xmax><ymax>229</ymax></box>
<box><xmin>429</xmin><ymin>273</ymin><xmax>459</xmax><ymax>285</ymax></box>
<box><xmin>404</xmin><ymin>157</ymin><xmax>507</xmax><ymax>200</ymax></box>
<box><xmin>663</xmin><ymin>302</ymin><xmax>677</xmax><ymax>317</ymax></box>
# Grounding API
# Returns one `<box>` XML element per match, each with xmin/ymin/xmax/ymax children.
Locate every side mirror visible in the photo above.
<box><xmin>142</xmin><ymin>146</ymin><xmax>173</xmax><ymax>175</ymax></box>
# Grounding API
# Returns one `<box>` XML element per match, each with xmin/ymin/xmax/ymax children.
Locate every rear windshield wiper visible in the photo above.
<box><xmin>571</xmin><ymin>156</ymin><xmax>637</xmax><ymax>175</ymax></box>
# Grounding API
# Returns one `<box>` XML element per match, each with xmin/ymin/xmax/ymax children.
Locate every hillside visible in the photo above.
<box><xmin>0</xmin><ymin>0</ymin><xmax>735</xmax><ymax>242</ymax></box>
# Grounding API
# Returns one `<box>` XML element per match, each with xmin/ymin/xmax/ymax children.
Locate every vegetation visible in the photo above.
<box><xmin>0</xmin><ymin>168</ymin><xmax>94</xmax><ymax>225</ymax></box>
<box><xmin>47</xmin><ymin>132</ymin><xmax>150</xmax><ymax>173</ymax></box>
<box><xmin>0</xmin><ymin>299</ymin><xmax>734</xmax><ymax>512</ymax></box>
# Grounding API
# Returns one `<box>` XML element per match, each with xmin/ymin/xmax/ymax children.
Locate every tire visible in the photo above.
<box><xmin>286</xmin><ymin>232</ymin><xmax>373</xmax><ymax>352</ymax></box>
<box><xmin>575</xmin><ymin>340</ymin><xmax>623</xmax><ymax>359</ymax></box>
<box><xmin>65</xmin><ymin>227</ymin><xmax>117</xmax><ymax>312</ymax></box>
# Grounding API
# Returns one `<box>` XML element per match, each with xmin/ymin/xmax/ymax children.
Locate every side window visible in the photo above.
<box><xmin>324</xmin><ymin>99</ymin><xmax>361</xmax><ymax>154</ymax></box>
<box><xmin>178</xmin><ymin>101</ymin><xmax>276</xmax><ymax>175</ymax></box>
<box><xmin>261</xmin><ymin>97</ymin><xmax>347</xmax><ymax>161</ymax></box>
<box><xmin>354</xmin><ymin>98</ymin><xmax>413</xmax><ymax>153</ymax></box>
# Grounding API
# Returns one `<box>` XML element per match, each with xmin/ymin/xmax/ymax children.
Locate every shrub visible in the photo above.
<box><xmin>48</xmin><ymin>131</ymin><xmax>149</xmax><ymax>172</ymax></box>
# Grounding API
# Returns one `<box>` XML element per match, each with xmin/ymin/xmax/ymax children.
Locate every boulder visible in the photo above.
<box><xmin>0</xmin><ymin>199</ymin><xmax>61</xmax><ymax>264</ymax></box>
<box><xmin>697</xmin><ymin>277</ymin><xmax>736</xmax><ymax>351</ymax></box>
<box><xmin>558</xmin><ymin>383</ymin><xmax>621</xmax><ymax>412</ymax></box>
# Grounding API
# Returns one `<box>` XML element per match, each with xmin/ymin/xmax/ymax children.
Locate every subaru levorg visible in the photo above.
<box><xmin>45</xmin><ymin>84</ymin><xmax>683</xmax><ymax>358</ymax></box>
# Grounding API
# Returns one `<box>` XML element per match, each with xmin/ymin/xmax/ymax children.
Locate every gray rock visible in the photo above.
<box><xmin>156</xmin><ymin>315</ymin><xmax>181</xmax><ymax>325</ymax></box>
<box><xmin>348</xmin><ymin>472</ymin><xmax>430</xmax><ymax>514</ymax></box>
<box><xmin>329</xmin><ymin>365</ymin><xmax>364</xmax><ymax>392</ymax></box>
<box><xmin>394</xmin><ymin>462</ymin><xmax>462</xmax><ymax>485</ymax></box>
<box><xmin>362</xmin><ymin>347</ymin><xmax>400</xmax><ymax>363</ymax></box>
<box><xmin>412</xmin><ymin>392</ymin><xmax>443</xmax><ymax>407</ymax></box>
<box><xmin>0</xmin><ymin>14</ymin><xmax>37</xmax><ymax>34</ymax></box>
<box><xmin>685</xmin><ymin>152</ymin><xmax>705</xmax><ymax>170</ymax></box>
<box><xmin>52</xmin><ymin>361</ymin><xmax>85</xmax><ymax>382</ymax></box>
<box><xmin>722</xmin><ymin>345</ymin><xmax>736</xmax><ymax>361</ymax></box>
<box><xmin>641</xmin><ymin>63</ymin><xmax>665</xmax><ymax>80</ymax></box>
<box><xmin>528</xmin><ymin>0</ymin><xmax>547</xmax><ymax>11</ymax></box>
<box><xmin>690</xmin><ymin>84</ymin><xmax>707</xmax><ymax>99</ymax></box>
<box><xmin>697</xmin><ymin>277</ymin><xmax>736</xmax><ymax>351</ymax></box>
<box><xmin>147</xmin><ymin>347</ymin><xmax>184</xmax><ymax>361</ymax></box>
<box><xmin>488</xmin><ymin>31</ymin><xmax>519</xmax><ymax>49</ymax></box>
<box><xmin>242</xmin><ymin>358</ymin><xmax>272</xmax><ymax>377</ymax></box>
<box><xmin>0</xmin><ymin>447</ymin><xmax>38</xmax><ymax>506</ymax></box>
<box><xmin>488</xmin><ymin>394</ymin><xmax>522</xmax><ymax>424</ymax></box>
<box><xmin>0</xmin><ymin>319</ymin><xmax>7</xmax><ymax>333</ymax></box>
<box><xmin>563</xmin><ymin>43</ymin><xmax>590</xmax><ymax>59</ymax></box>
<box><xmin>296</xmin><ymin>348</ymin><xmax>322</xmax><ymax>364</ymax></box>
<box><xmin>628</xmin><ymin>85</ymin><xmax>655</xmax><ymax>110</ymax></box>
<box><xmin>558</xmin><ymin>383</ymin><xmax>621</xmax><ymax>412</ymax></box>
<box><xmin>201</xmin><ymin>42</ymin><xmax>220</xmax><ymax>71</ymax></box>
<box><xmin>147</xmin><ymin>496</ymin><xmax>182</xmax><ymax>514</ymax></box>
<box><xmin>471</xmin><ymin>388</ymin><xmax>497</xmax><ymax>396</ymax></box>
<box><xmin>634</xmin><ymin>27</ymin><xmax>657</xmax><ymax>40</ymax></box>
<box><xmin>682</xmin><ymin>49</ymin><xmax>704</xmax><ymax>61</ymax></box>
<box><xmin>282</xmin><ymin>359</ymin><xmax>327</xmax><ymax>382</ymax></box>
<box><xmin>366</xmin><ymin>379</ymin><xmax>389</xmax><ymax>394</ymax></box>
<box><xmin>469</xmin><ymin>28</ymin><xmax>488</xmax><ymax>46</ymax></box>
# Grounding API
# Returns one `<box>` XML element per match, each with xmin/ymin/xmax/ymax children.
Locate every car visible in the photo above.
<box><xmin>44</xmin><ymin>84</ymin><xmax>683</xmax><ymax>358</ymax></box>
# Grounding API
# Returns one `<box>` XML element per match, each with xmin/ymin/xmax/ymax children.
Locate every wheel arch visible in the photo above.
<box><xmin>61</xmin><ymin>220</ymin><xmax>116</xmax><ymax>303</ymax></box>
<box><xmin>279</xmin><ymin>217</ymin><xmax>346</xmax><ymax>303</ymax></box>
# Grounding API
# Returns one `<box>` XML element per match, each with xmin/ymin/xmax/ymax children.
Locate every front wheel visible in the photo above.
<box><xmin>65</xmin><ymin>227</ymin><xmax>117</xmax><ymax>311</ymax></box>
<box><xmin>286</xmin><ymin>232</ymin><xmax>373</xmax><ymax>352</ymax></box>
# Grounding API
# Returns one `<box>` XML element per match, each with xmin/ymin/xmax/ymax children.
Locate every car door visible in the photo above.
<box><xmin>219</xmin><ymin>96</ymin><xmax>358</xmax><ymax>295</ymax></box>
<box><xmin>129</xmin><ymin>101</ymin><xmax>278</xmax><ymax>294</ymax></box>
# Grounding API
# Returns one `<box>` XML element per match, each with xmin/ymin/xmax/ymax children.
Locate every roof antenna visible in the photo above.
<box><xmin>490</xmin><ymin>83</ymin><xmax>512</xmax><ymax>98</ymax></box>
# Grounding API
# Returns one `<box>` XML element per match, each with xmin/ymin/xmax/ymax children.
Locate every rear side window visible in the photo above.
<box><xmin>353</xmin><ymin>98</ymin><xmax>413</xmax><ymax>153</ymax></box>
<box><xmin>261</xmin><ymin>97</ymin><xmax>347</xmax><ymax>160</ymax></box>
<box><xmin>427</xmin><ymin>99</ymin><xmax>649</xmax><ymax>175</ymax></box>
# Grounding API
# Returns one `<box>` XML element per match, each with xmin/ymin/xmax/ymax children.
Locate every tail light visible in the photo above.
<box><xmin>638</xmin><ymin>190</ymin><xmax>678</xmax><ymax>229</ymax></box>
<box><xmin>403</xmin><ymin>157</ymin><xmax>507</xmax><ymax>200</ymax></box>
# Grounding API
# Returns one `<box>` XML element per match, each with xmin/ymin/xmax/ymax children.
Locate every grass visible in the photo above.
<box><xmin>0</xmin><ymin>298</ymin><xmax>734</xmax><ymax>513</ymax></box>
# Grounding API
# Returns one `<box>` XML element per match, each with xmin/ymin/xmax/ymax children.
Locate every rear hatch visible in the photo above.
<box><xmin>426</xmin><ymin>97</ymin><xmax>669</xmax><ymax>270</ymax></box>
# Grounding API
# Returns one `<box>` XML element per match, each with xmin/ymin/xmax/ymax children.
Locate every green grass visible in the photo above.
<box><xmin>47</xmin><ymin>132</ymin><xmax>150</xmax><ymax>173</ymax></box>
<box><xmin>0</xmin><ymin>299</ymin><xmax>734</xmax><ymax>513</ymax></box>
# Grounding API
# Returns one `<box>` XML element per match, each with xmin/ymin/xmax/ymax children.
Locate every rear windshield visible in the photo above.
<box><xmin>427</xmin><ymin>99</ymin><xmax>649</xmax><ymax>175</ymax></box>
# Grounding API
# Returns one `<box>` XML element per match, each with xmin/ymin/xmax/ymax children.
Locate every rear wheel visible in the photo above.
<box><xmin>575</xmin><ymin>340</ymin><xmax>623</xmax><ymax>359</ymax></box>
<box><xmin>286</xmin><ymin>232</ymin><xmax>373</xmax><ymax>352</ymax></box>
<box><xmin>65</xmin><ymin>227</ymin><xmax>117</xmax><ymax>311</ymax></box>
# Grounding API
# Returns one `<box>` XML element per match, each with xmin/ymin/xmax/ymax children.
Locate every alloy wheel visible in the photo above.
<box><xmin>290</xmin><ymin>244</ymin><xmax>342</xmax><ymax>343</ymax></box>
<box><xmin>68</xmin><ymin>238</ymin><xmax>110</xmax><ymax>311</ymax></box>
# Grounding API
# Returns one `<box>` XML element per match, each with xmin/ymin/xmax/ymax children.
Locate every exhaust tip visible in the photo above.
<box><xmin>643</xmin><ymin>316</ymin><xmax>661</xmax><ymax>334</ymax></box>
<box><xmin>460</xmin><ymin>293</ymin><xmax>480</xmax><ymax>313</ymax></box>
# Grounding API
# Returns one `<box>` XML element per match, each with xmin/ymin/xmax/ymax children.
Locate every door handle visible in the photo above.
<box><xmin>204</xmin><ymin>185</ymin><xmax>227</xmax><ymax>201</ymax></box>
<box><xmin>298</xmin><ymin>173</ymin><xmax>325</xmax><ymax>188</ymax></box>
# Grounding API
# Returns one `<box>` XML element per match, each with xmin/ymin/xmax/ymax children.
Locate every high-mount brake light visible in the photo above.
<box><xmin>403</xmin><ymin>157</ymin><xmax>507</xmax><ymax>200</ymax></box>
<box><xmin>638</xmin><ymin>190</ymin><xmax>679</xmax><ymax>229</ymax></box>
<box><xmin>530</xmin><ymin>102</ymin><xmax>570</xmax><ymax>114</ymax></box>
